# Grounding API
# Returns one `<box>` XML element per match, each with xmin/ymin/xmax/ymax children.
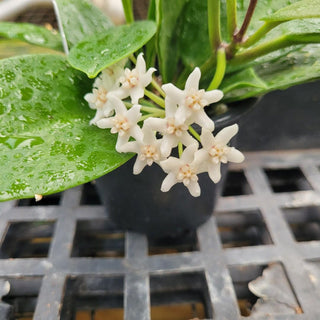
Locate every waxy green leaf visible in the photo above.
<box><xmin>0</xmin><ymin>22</ymin><xmax>63</xmax><ymax>50</ymax></box>
<box><xmin>54</xmin><ymin>0</ymin><xmax>113</xmax><ymax>47</ymax></box>
<box><xmin>223</xmin><ymin>44</ymin><xmax>320</xmax><ymax>101</ymax></box>
<box><xmin>0</xmin><ymin>54</ymin><xmax>132</xmax><ymax>201</ymax></box>
<box><xmin>68</xmin><ymin>20</ymin><xmax>157</xmax><ymax>78</ymax></box>
<box><xmin>0</xmin><ymin>39</ymin><xmax>63</xmax><ymax>59</ymax></box>
<box><xmin>157</xmin><ymin>0</ymin><xmax>187</xmax><ymax>82</ymax></box>
<box><xmin>263</xmin><ymin>0</ymin><xmax>320</xmax><ymax>22</ymax></box>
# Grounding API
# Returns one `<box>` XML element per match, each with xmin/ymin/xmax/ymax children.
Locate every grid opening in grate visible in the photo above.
<box><xmin>71</xmin><ymin>219</ymin><xmax>125</xmax><ymax>258</ymax></box>
<box><xmin>17</xmin><ymin>193</ymin><xmax>61</xmax><ymax>206</ymax></box>
<box><xmin>282</xmin><ymin>206</ymin><xmax>320</xmax><ymax>242</ymax></box>
<box><xmin>80</xmin><ymin>183</ymin><xmax>102</xmax><ymax>205</ymax></box>
<box><xmin>264</xmin><ymin>167</ymin><xmax>312</xmax><ymax>193</ymax></box>
<box><xmin>215</xmin><ymin>210</ymin><xmax>273</xmax><ymax>248</ymax></box>
<box><xmin>150</xmin><ymin>272</ymin><xmax>212</xmax><ymax>320</ymax></box>
<box><xmin>0</xmin><ymin>221</ymin><xmax>55</xmax><ymax>259</ymax></box>
<box><xmin>148</xmin><ymin>231</ymin><xmax>199</xmax><ymax>255</ymax></box>
<box><xmin>222</xmin><ymin>170</ymin><xmax>252</xmax><ymax>197</ymax></box>
<box><xmin>229</xmin><ymin>263</ymin><xmax>302</xmax><ymax>317</ymax></box>
<box><xmin>61</xmin><ymin>276</ymin><xmax>124</xmax><ymax>320</ymax></box>
<box><xmin>1</xmin><ymin>276</ymin><xmax>42</xmax><ymax>320</ymax></box>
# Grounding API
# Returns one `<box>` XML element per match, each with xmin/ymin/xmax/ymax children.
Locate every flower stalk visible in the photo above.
<box><xmin>208</xmin><ymin>0</ymin><xmax>222</xmax><ymax>50</ymax></box>
<box><xmin>121</xmin><ymin>0</ymin><xmax>134</xmax><ymax>24</ymax></box>
<box><xmin>226</xmin><ymin>0</ymin><xmax>238</xmax><ymax>39</ymax></box>
<box><xmin>208</xmin><ymin>47</ymin><xmax>227</xmax><ymax>90</ymax></box>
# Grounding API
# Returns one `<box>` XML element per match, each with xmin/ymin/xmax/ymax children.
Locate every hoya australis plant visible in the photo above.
<box><xmin>1</xmin><ymin>0</ymin><xmax>320</xmax><ymax>200</ymax></box>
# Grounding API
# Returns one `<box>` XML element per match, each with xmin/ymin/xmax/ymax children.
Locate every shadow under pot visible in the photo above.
<box><xmin>95</xmin><ymin>98</ymin><xmax>257</xmax><ymax>239</ymax></box>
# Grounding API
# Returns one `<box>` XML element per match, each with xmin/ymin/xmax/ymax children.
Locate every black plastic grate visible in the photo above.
<box><xmin>1</xmin><ymin>149</ymin><xmax>320</xmax><ymax>319</ymax></box>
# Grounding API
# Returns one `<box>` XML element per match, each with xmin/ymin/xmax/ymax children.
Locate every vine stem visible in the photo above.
<box><xmin>233</xmin><ymin>0</ymin><xmax>258</xmax><ymax>43</ymax></box>
<box><xmin>242</xmin><ymin>21</ymin><xmax>281</xmax><ymax>47</ymax></box>
<box><xmin>230</xmin><ymin>33</ymin><xmax>320</xmax><ymax>66</ymax></box>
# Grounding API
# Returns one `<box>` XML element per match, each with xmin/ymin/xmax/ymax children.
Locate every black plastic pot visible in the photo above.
<box><xmin>96</xmin><ymin>98</ymin><xmax>257</xmax><ymax>239</ymax></box>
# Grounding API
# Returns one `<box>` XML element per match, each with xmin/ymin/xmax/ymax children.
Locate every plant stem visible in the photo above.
<box><xmin>178</xmin><ymin>142</ymin><xmax>183</xmax><ymax>157</ymax></box>
<box><xmin>233</xmin><ymin>0</ymin><xmax>258</xmax><ymax>43</ymax></box>
<box><xmin>140</xmin><ymin>113</ymin><xmax>164</xmax><ymax>121</ymax></box>
<box><xmin>151</xmin><ymin>78</ymin><xmax>165</xmax><ymax>97</ymax></box>
<box><xmin>208</xmin><ymin>0</ymin><xmax>221</xmax><ymax>50</ymax></box>
<box><xmin>230</xmin><ymin>33</ymin><xmax>320</xmax><ymax>66</ymax></box>
<box><xmin>207</xmin><ymin>47</ymin><xmax>226</xmax><ymax>90</ymax></box>
<box><xmin>121</xmin><ymin>0</ymin><xmax>134</xmax><ymax>24</ymax></box>
<box><xmin>242</xmin><ymin>21</ymin><xmax>281</xmax><ymax>47</ymax></box>
<box><xmin>188</xmin><ymin>126</ymin><xmax>201</xmax><ymax>142</ymax></box>
<box><xmin>140</xmin><ymin>105</ymin><xmax>165</xmax><ymax>115</ymax></box>
<box><xmin>144</xmin><ymin>89</ymin><xmax>165</xmax><ymax>108</ymax></box>
<box><xmin>226</xmin><ymin>0</ymin><xmax>237</xmax><ymax>39</ymax></box>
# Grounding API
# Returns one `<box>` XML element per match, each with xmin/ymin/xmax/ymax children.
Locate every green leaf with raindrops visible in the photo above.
<box><xmin>68</xmin><ymin>20</ymin><xmax>157</xmax><ymax>78</ymax></box>
<box><xmin>54</xmin><ymin>0</ymin><xmax>113</xmax><ymax>47</ymax></box>
<box><xmin>0</xmin><ymin>22</ymin><xmax>63</xmax><ymax>51</ymax></box>
<box><xmin>0</xmin><ymin>54</ymin><xmax>132</xmax><ymax>201</ymax></box>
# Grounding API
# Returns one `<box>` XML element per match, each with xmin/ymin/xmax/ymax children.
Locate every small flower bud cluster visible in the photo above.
<box><xmin>84</xmin><ymin>53</ymin><xmax>245</xmax><ymax>197</ymax></box>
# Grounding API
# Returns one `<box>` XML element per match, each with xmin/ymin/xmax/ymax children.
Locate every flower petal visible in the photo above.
<box><xmin>126</xmin><ymin>104</ymin><xmax>142</xmax><ymax>123</ymax></box>
<box><xmin>96</xmin><ymin>117</ymin><xmax>113</xmax><ymax>128</ymax></box>
<box><xmin>133</xmin><ymin>158</ymin><xmax>146</xmax><ymax>174</ymax></box>
<box><xmin>215</xmin><ymin>124</ymin><xmax>239</xmax><ymax>145</ymax></box>
<box><xmin>161</xmin><ymin>172</ymin><xmax>177</xmax><ymax>192</ymax></box>
<box><xmin>208</xmin><ymin>163</ymin><xmax>221</xmax><ymax>183</ymax></box>
<box><xmin>162</xmin><ymin>83</ymin><xmax>184</xmax><ymax>104</ymax></box>
<box><xmin>108</xmin><ymin>95</ymin><xmax>127</xmax><ymax>114</ymax></box>
<box><xmin>200</xmin><ymin>128</ymin><xmax>215</xmax><ymax>150</ymax></box>
<box><xmin>187</xmin><ymin>181</ymin><xmax>201</xmax><ymax>197</ymax></box>
<box><xmin>129</xmin><ymin>86</ymin><xmax>144</xmax><ymax>104</ymax></box>
<box><xmin>227</xmin><ymin>147</ymin><xmax>245</xmax><ymax>163</ymax></box>
<box><xmin>185</xmin><ymin>67</ymin><xmax>201</xmax><ymax>90</ymax></box>
<box><xmin>136</xmin><ymin>52</ymin><xmax>147</xmax><ymax>74</ymax></box>
<box><xmin>160</xmin><ymin>157</ymin><xmax>182</xmax><ymax>173</ymax></box>
<box><xmin>203</xmin><ymin>89</ymin><xmax>223</xmax><ymax>104</ymax></box>
<box><xmin>160</xmin><ymin>135</ymin><xmax>177</xmax><ymax>157</ymax></box>
<box><xmin>144</xmin><ymin>117</ymin><xmax>166</xmax><ymax>132</ymax></box>
<box><xmin>192</xmin><ymin>109</ymin><xmax>215</xmax><ymax>131</ymax></box>
<box><xmin>181</xmin><ymin>143</ymin><xmax>198</xmax><ymax>163</ymax></box>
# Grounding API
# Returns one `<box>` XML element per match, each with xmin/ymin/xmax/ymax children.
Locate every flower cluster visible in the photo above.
<box><xmin>85</xmin><ymin>53</ymin><xmax>244</xmax><ymax>197</ymax></box>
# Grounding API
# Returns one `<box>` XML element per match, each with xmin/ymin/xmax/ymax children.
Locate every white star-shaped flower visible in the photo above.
<box><xmin>160</xmin><ymin>143</ymin><xmax>205</xmax><ymax>197</ymax></box>
<box><xmin>84</xmin><ymin>62</ymin><xmax>125</xmax><ymax>125</ymax></box>
<box><xmin>144</xmin><ymin>105</ymin><xmax>195</xmax><ymax>157</ymax></box>
<box><xmin>200</xmin><ymin>125</ymin><xmax>245</xmax><ymax>183</ymax></box>
<box><xmin>120</xmin><ymin>126</ymin><xmax>165</xmax><ymax>174</ymax></box>
<box><xmin>162</xmin><ymin>67</ymin><xmax>223</xmax><ymax>131</ymax></box>
<box><xmin>96</xmin><ymin>95</ymin><xmax>142</xmax><ymax>151</ymax></box>
<box><xmin>114</xmin><ymin>53</ymin><xmax>156</xmax><ymax>104</ymax></box>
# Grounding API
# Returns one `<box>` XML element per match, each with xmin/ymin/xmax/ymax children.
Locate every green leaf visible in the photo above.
<box><xmin>157</xmin><ymin>0</ymin><xmax>187</xmax><ymax>82</ymax></box>
<box><xmin>0</xmin><ymin>22</ymin><xmax>63</xmax><ymax>51</ymax></box>
<box><xmin>263</xmin><ymin>0</ymin><xmax>320</xmax><ymax>22</ymax></box>
<box><xmin>220</xmin><ymin>68</ymin><xmax>267</xmax><ymax>94</ymax></box>
<box><xmin>68</xmin><ymin>20</ymin><xmax>157</xmax><ymax>78</ymax></box>
<box><xmin>178</xmin><ymin>0</ymin><xmax>212</xmax><ymax>69</ymax></box>
<box><xmin>0</xmin><ymin>54</ymin><xmax>132</xmax><ymax>201</ymax></box>
<box><xmin>0</xmin><ymin>39</ymin><xmax>63</xmax><ymax>59</ymax></box>
<box><xmin>54</xmin><ymin>0</ymin><xmax>113</xmax><ymax>47</ymax></box>
<box><xmin>223</xmin><ymin>44</ymin><xmax>320</xmax><ymax>101</ymax></box>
